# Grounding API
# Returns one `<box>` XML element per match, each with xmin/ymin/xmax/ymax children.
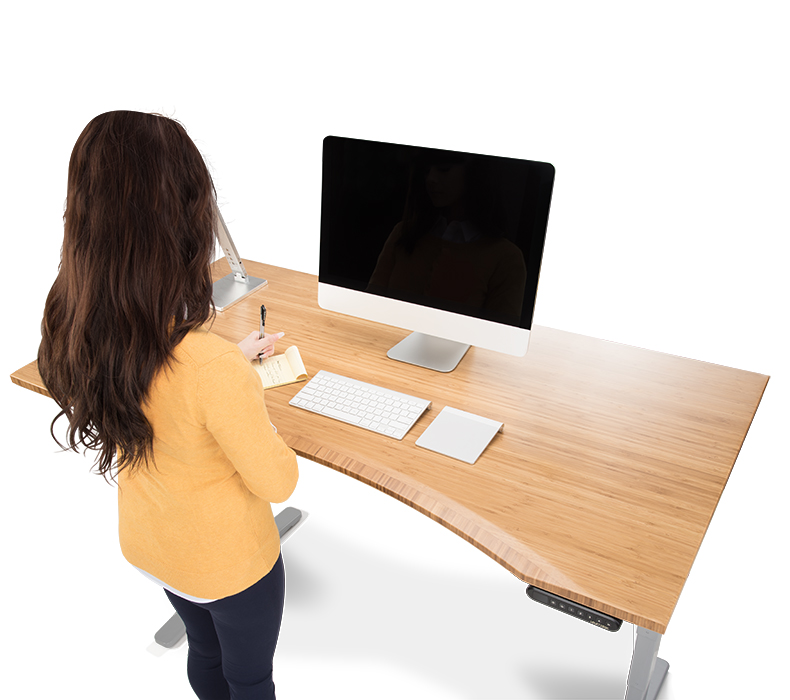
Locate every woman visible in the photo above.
<box><xmin>37</xmin><ymin>111</ymin><xmax>298</xmax><ymax>700</ymax></box>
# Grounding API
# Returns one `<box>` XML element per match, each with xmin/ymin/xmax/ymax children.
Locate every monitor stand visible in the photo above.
<box><xmin>387</xmin><ymin>332</ymin><xmax>470</xmax><ymax>373</ymax></box>
<box><xmin>212</xmin><ymin>206</ymin><xmax>268</xmax><ymax>311</ymax></box>
<box><xmin>212</xmin><ymin>272</ymin><xmax>267</xmax><ymax>312</ymax></box>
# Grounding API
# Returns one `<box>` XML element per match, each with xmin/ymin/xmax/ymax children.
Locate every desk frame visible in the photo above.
<box><xmin>11</xmin><ymin>259</ymin><xmax>768</xmax><ymax>699</ymax></box>
<box><xmin>626</xmin><ymin>629</ymin><xmax>668</xmax><ymax>700</ymax></box>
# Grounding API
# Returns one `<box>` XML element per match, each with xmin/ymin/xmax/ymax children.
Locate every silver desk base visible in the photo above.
<box><xmin>624</xmin><ymin>626</ymin><xmax>670</xmax><ymax>700</ymax></box>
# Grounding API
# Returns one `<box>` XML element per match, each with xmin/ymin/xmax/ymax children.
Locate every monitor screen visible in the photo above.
<box><xmin>320</xmin><ymin>136</ymin><xmax>554</xmax><ymax>331</ymax></box>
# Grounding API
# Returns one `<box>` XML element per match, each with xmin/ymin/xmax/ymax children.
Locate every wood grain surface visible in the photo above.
<box><xmin>11</xmin><ymin>258</ymin><xmax>768</xmax><ymax>633</ymax></box>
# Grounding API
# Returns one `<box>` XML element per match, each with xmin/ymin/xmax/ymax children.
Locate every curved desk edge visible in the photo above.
<box><xmin>282</xmin><ymin>432</ymin><xmax>666</xmax><ymax>633</ymax></box>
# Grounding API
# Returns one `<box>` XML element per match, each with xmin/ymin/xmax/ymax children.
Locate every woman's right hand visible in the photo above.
<box><xmin>237</xmin><ymin>331</ymin><xmax>285</xmax><ymax>362</ymax></box>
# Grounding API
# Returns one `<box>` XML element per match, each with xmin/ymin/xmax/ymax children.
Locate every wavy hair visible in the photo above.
<box><xmin>38</xmin><ymin>111</ymin><xmax>217</xmax><ymax>482</ymax></box>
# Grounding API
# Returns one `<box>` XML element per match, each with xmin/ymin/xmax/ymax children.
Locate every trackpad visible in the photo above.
<box><xmin>415</xmin><ymin>406</ymin><xmax>503</xmax><ymax>464</ymax></box>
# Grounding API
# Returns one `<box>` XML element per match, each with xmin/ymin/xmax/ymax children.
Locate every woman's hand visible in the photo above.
<box><xmin>237</xmin><ymin>330</ymin><xmax>285</xmax><ymax>362</ymax></box>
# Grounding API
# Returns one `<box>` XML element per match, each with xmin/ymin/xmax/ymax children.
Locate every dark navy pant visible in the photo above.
<box><xmin>164</xmin><ymin>553</ymin><xmax>285</xmax><ymax>700</ymax></box>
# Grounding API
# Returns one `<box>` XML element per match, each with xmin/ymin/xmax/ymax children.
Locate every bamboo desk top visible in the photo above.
<box><xmin>11</xmin><ymin>259</ymin><xmax>768</xmax><ymax>634</ymax></box>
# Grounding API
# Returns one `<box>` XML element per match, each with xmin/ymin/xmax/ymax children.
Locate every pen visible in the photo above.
<box><xmin>259</xmin><ymin>304</ymin><xmax>267</xmax><ymax>365</ymax></box>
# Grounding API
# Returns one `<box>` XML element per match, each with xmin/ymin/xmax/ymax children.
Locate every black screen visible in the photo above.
<box><xmin>320</xmin><ymin>136</ymin><xmax>554</xmax><ymax>330</ymax></box>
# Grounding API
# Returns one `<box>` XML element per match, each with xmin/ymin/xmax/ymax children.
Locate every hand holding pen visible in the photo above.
<box><xmin>236</xmin><ymin>305</ymin><xmax>285</xmax><ymax>362</ymax></box>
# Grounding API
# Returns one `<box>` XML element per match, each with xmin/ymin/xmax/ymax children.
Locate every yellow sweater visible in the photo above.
<box><xmin>118</xmin><ymin>329</ymin><xmax>299</xmax><ymax>600</ymax></box>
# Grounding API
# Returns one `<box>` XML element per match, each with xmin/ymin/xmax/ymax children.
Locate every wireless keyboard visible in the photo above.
<box><xmin>289</xmin><ymin>370</ymin><xmax>431</xmax><ymax>440</ymax></box>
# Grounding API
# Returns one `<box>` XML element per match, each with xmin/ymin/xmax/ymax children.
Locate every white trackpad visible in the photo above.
<box><xmin>415</xmin><ymin>406</ymin><xmax>503</xmax><ymax>464</ymax></box>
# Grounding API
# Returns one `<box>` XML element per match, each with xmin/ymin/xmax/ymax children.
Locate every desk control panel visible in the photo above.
<box><xmin>527</xmin><ymin>585</ymin><xmax>623</xmax><ymax>632</ymax></box>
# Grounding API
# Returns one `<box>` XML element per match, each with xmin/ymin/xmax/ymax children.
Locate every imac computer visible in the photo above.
<box><xmin>318</xmin><ymin>136</ymin><xmax>554</xmax><ymax>372</ymax></box>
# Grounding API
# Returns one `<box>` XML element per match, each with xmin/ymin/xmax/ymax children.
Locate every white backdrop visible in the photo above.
<box><xmin>2</xmin><ymin>2</ymin><xmax>787</xmax><ymax>698</ymax></box>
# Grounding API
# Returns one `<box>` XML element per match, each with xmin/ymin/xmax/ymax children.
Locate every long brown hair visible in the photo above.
<box><xmin>38</xmin><ymin>111</ymin><xmax>217</xmax><ymax>482</ymax></box>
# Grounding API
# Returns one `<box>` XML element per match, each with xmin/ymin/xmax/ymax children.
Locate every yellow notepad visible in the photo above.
<box><xmin>253</xmin><ymin>345</ymin><xmax>308</xmax><ymax>389</ymax></box>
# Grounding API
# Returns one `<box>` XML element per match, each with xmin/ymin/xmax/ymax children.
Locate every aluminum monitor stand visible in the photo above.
<box><xmin>212</xmin><ymin>208</ymin><xmax>267</xmax><ymax>311</ymax></box>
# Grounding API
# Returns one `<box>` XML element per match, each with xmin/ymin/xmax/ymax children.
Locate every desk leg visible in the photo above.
<box><xmin>624</xmin><ymin>626</ymin><xmax>669</xmax><ymax>700</ymax></box>
<box><xmin>153</xmin><ymin>507</ymin><xmax>305</xmax><ymax>648</ymax></box>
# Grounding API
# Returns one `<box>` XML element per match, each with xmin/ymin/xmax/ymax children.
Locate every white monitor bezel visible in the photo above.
<box><xmin>318</xmin><ymin>281</ymin><xmax>530</xmax><ymax>357</ymax></box>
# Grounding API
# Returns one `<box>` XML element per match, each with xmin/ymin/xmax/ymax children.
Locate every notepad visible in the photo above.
<box><xmin>415</xmin><ymin>406</ymin><xmax>503</xmax><ymax>464</ymax></box>
<box><xmin>253</xmin><ymin>346</ymin><xmax>308</xmax><ymax>389</ymax></box>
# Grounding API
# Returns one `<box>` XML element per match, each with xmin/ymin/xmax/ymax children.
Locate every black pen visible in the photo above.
<box><xmin>259</xmin><ymin>304</ymin><xmax>267</xmax><ymax>365</ymax></box>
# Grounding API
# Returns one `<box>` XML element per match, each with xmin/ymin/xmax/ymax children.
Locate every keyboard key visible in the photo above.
<box><xmin>323</xmin><ymin>406</ymin><xmax>361</xmax><ymax>424</ymax></box>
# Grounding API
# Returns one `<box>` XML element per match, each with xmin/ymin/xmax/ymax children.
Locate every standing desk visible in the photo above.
<box><xmin>11</xmin><ymin>258</ymin><xmax>769</xmax><ymax>700</ymax></box>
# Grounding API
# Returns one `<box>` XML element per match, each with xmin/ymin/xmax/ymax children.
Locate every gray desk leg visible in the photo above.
<box><xmin>154</xmin><ymin>507</ymin><xmax>304</xmax><ymax>648</ymax></box>
<box><xmin>624</xmin><ymin>626</ymin><xmax>670</xmax><ymax>700</ymax></box>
